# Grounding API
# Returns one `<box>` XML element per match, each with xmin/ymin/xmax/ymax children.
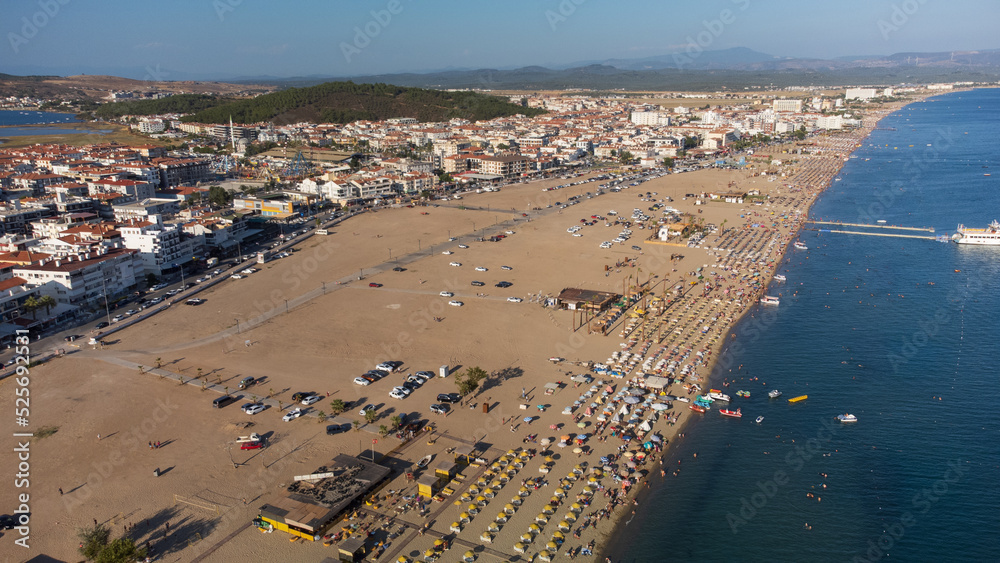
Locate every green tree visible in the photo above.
<box><xmin>330</xmin><ymin>399</ymin><xmax>346</xmax><ymax>416</ymax></box>
<box><xmin>95</xmin><ymin>537</ymin><xmax>146</xmax><ymax>563</ymax></box>
<box><xmin>794</xmin><ymin>125</ymin><xmax>807</xmax><ymax>141</ymax></box>
<box><xmin>364</xmin><ymin>410</ymin><xmax>377</xmax><ymax>424</ymax></box>
<box><xmin>390</xmin><ymin>415</ymin><xmax>402</xmax><ymax>431</ymax></box>
<box><xmin>317</xmin><ymin>410</ymin><xmax>326</xmax><ymax>422</ymax></box>
<box><xmin>353</xmin><ymin>420</ymin><xmax>361</xmax><ymax>432</ymax></box>
<box><xmin>21</xmin><ymin>296</ymin><xmax>40</xmax><ymax>320</ymax></box>
<box><xmin>455</xmin><ymin>365</ymin><xmax>489</xmax><ymax>396</ymax></box>
<box><xmin>208</xmin><ymin>185</ymin><xmax>232</xmax><ymax>207</ymax></box>
<box><xmin>37</xmin><ymin>295</ymin><xmax>56</xmax><ymax>315</ymax></box>
<box><xmin>78</xmin><ymin>523</ymin><xmax>111</xmax><ymax>560</ymax></box>
<box><xmin>618</xmin><ymin>151</ymin><xmax>634</xmax><ymax>165</ymax></box>
<box><xmin>145</xmin><ymin>273</ymin><xmax>159</xmax><ymax>287</ymax></box>
<box><xmin>661</xmin><ymin>157</ymin><xmax>674</xmax><ymax>169</ymax></box>
<box><xmin>378</xmin><ymin>424</ymin><xmax>390</xmax><ymax>437</ymax></box>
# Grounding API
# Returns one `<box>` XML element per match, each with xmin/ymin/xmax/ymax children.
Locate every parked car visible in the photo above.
<box><xmin>471</xmin><ymin>281</ymin><xmax>485</xmax><ymax>287</ymax></box>
<box><xmin>449</xmin><ymin>262</ymin><xmax>462</xmax><ymax>267</ymax></box>
<box><xmin>359</xmin><ymin>404</ymin><xmax>377</xmax><ymax>417</ymax></box>
<box><xmin>238</xmin><ymin>376</ymin><xmax>256</xmax><ymax>389</ymax></box>
<box><xmin>389</xmin><ymin>389</ymin><xmax>408</xmax><ymax>400</ymax></box>
<box><xmin>430</xmin><ymin>404</ymin><xmax>449</xmax><ymax>415</ymax></box>
<box><xmin>353</xmin><ymin>376</ymin><xmax>372</xmax><ymax>386</ymax></box>
<box><xmin>282</xmin><ymin>408</ymin><xmax>304</xmax><ymax>422</ymax></box>
<box><xmin>448</xmin><ymin>301</ymin><xmax>464</xmax><ymax>307</ymax></box>
<box><xmin>507</xmin><ymin>297</ymin><xmax>523</xmax><ymax>303</ymax></box>
<box><xmin>291</xmin><ymin>392</ymin><xmax>311</xmax><ymax>402</ymax></box>
<box><xmin>326</xmin><ymin>424</ymin><xmax>349</xmax><ymax>435</ymax></box>
<box><xmin>414</xmin><ymin>371</ymin><xmax>434</xmax><ymax>381</ymax></box>
<box><xmin>242</xmin><ymin>403</ymin><xmax>265</xmax><ymax>415</ymax></box>
<box><xmin>475</xmin><ymin>266</ymin><xmax>488</xmax><ymax>272</ymax></box>
<box><xmin>495</xmin><ymin>281</ymin><xmax>513</xmax><ymax>288</ymax></box>
<box><xmin>437</xmin><ymin>393</ymin><xmax>460</xmax><ymax>404</ymax></box>
<box><xmin>501</xmin><ymin>265</ymin><xmax>513</xmax><ymax>270</ymax></box>
<box><xmin>301</xmin><ymin>394</ymin><xmax>321</xmax><ymax>406</ymax></box>
<box><xmin>95</xmin><ymin>321</ymin><xmax>109</xmax><ymax>330</ymax></box>
<box><xmin>439</xmin><ymin>291</ymin><xmax>454</xmax><ymax>297</ymax></box>
<box><xmin>368</xmin><ymin>282</ymin><xmax>382</xmax><ymax>287</ymax></box>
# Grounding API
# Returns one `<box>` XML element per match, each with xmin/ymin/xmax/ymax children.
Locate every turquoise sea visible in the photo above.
<box><xmin>604</xmin><ymin>88</ymin><xmax>999</xmax><ymax>562</ymax></box>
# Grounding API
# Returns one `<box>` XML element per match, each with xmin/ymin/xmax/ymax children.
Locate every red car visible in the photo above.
<box><xmin>240</xmin><ymin>441</ymin><xmax>263</xmax><ymax>450</ymax></box>
<box><xmin>369</xmin><ymin>282</ymin><xmax>382</xmax><ymax>287</ymax></box>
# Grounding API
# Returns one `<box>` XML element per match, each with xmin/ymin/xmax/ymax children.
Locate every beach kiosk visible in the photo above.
<box><xmin>453</xmin><ymin>445</ymin><xmax>476</xmax><ymax>465</ymax></box>
<box><xmin>439</xmin><ymin>365</ymin><xmax>449</xmax><ymax>378</ymax></box>
<box><xmin>337</xmin><ymin>537</ymin><xmax>367</xmax><ymax>562</ymax></box>
<box><xmin>435</xmin><ymin>460</ymin><xmax>458</xmax><ymax>481</ymax></box>
<box><xmin>417</xmin><ymin>473</ymin><xmax>440</xmax><ymax>499</ymax></box>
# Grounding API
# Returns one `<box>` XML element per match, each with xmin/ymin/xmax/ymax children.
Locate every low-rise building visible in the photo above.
<box><xmin>13</xmin><ymin>246</ymin><xmax>139</xmax><ymax>308</ymax></box>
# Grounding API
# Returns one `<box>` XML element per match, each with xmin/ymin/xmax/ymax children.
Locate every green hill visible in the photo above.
<box><xmin>182</xmin><ymin>81</ymin><xmax>545</xmax><ymax>124</ymax></box>
<box><xmin>93</xmin><ymin>94</ymin><xmax>222</xmax><ymax>119</ymax></box>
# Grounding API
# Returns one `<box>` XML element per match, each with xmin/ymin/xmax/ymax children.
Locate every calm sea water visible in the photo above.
<box><xmin>606</xmin><ymin>88</ymin><xmax>999</xmax><ymax>563</ymax></box>
<box><xmin>0</xmin><ymin>110</ymin><xmax>79</xmax><ymax>126</ymax></box>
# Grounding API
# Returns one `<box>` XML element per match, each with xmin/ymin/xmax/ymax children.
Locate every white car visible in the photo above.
<box><xmin>448</xmin><ymin>300</ymin><xmax>464</xmax><ymax>307</ymax></box>
<box><xmin>414</xmin><ymin>371</ymin><xmax>434</xmax><ymax>381</ymax></box>
<box><xmin>376</xmin><ymin>362</ymin><xmax>396</xmax><ymax>372</ymax></box>
<box><xmin>501</xmin><ymin>265</ymin><xmax>513</xmax><ymax>270</ymax></box>
<box><xmin>230</xmin><ymin>274</ymin><xmax>243</xmax><ymax>279</ymax></box>
<box><xmin>475</xmin><ymin>266</ymin><xmax>488</xmax><ymax>272</ymax></box>
<box><xmin>389</xmin><ymin>389</ymin><xmax>407</xmax><ymax>400</ymax></box>
<box><xmin>353</xmin><ymin>376</ymin><xmax>372</xmax><ymax>386</ymax></box>
<box><xmin>449</xmin><ymin>262</ymin><xmax>462</xmax><ymax>267</ymax></box>
<box><xmin>442</xmin><ymin>250</ymin><xmax>453</xmax><ymax>255</ymax></box>
<box><xmin>440</xmin><ymin>291</ymin><xmax>454</xmax><ymax>297</ymax></box>
<box><xmin>241</xmin><ymin>268</ymin><xmax>256</xmax><ymax>274</ymax></box>
<box><xmin>282</xmin><ymin>408</ymin><xmax>304</xmax><ymax>422</ymax></box>
<box><xmin>301</xmin><ymin>394</ymin><xmax>321</xmax><ymax>406</ymax></box>
<box><xmin>573</xmin><ymin>233</ymin><xmax>583</xmax><ymax>237</ymax></box>
<box><xmin>359</xmin><ymin>404</ymin><xmax>376</xmax><ymax>417</ymax></box>
<box><xmin>243</xmin><ymin>403</ymin><xmax>265</xmax><ymax>415</ymax></box>
<box><xmin>458</xmin><ymin>244</ymin><xmax>469</xmax><ymax>249</ymax></box>
<box><xmin>507</xmin><ymin>297</ymin><xmax>523</xmax><ymax>303</ymax></box>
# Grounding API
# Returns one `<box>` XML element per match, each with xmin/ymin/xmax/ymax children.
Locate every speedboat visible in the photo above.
<box><xmin>837</xmin><ymin>413</ymin><xmax>857</xmax><ymax>423</ymax></box>
<box><xmin>689</xmin><ymin>404</ymin><xmax>706</xmax><ymax>413</ymax></box>
<box><xmin>675</xmin><ymin>396</ymin><xmax>690</xmax><ymax>403</ymax></box>
<box><xmin>417</xmin><ymin>454</ymin><xmax>433</xmax><ymax>468</ymax></box>
<box><xmin>760</xmin><ymin>295</ymin><xmax>780</xmax><ymax>306</ymax></box>
<box><xmin>794</xmin><ymin>241</ymin><xmax>808</xmax><ymax>250</ymax></box>
<box><xmin>755</xmin><ymin>416</ymin><xmax>764</xmax><ymax>424</ymax></box>
<box><xmin>707</xmin><ymin>391</ymin><xmax>730</xmax><ymax>402</ymax></box>
<box><xmin>696</xmin><ymin>395</ymin><xmax>714</xmax><ymax>403</ymax></box>
<box><xmin>773</xmin><ymin>274</ymin><xmax>786</xmax><ymax>282</ymax></box>
<box><xmin>719</xmin><ymin>408</ymin><xmax>742</xmax><ymax>418</ymax></box>
<box><xmin>768</xmin><ymin>389</ymin><xmax>782</xmax><ymax>399</ymax></box>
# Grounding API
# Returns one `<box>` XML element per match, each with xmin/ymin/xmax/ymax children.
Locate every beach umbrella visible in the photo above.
<box><xmin>459</xmin><ymin>512</ymin><xmax>470</xmax><ymax>522</ymax></box>
<box><xmin>523</xmin><ymin>416</ymin><xmax>534</xmax><ymax>423</ymax></box>
<box><xmin>626</xmin><ymin>460</ymin><xmax>637</xmax><ymax>469</ymax></box>
<box><xmin>495</xmin><ymin>513</ymin><xmax>506</xmax><ymax>523</ymax></box>
<box><xmin>527</xmin><ymin>522</ymin><xmax>540</xmax><ymax>533</ymax></box>
<box><xmin>552</xmin><ymin>530</ymin><xmax>565</xmax><ymax>542</ymax></box>
<box><xmin>513</xmin><ymin>543</ymin><xmax>526</xmax><ymax>554</ymax></box>
<box><xmin>561</xmin><ymin>434</ymin><xmax>572</xmax><ymax>442</ymax></box>
<box><xmin>577</xmin><ymin>421</ymin><xmax>587</xmax><ymax>428</ymax></box>
<box><xmin>543</xmin><ymin>504</ymin><xmax>555</xmax><ymax>514</ymax></box>
<box><xmin>573</xmin><ymin>447</ymin><xmax>583</xmax><ymax>454</ymax></box>
<box><xmin>424</xmin><ymin>548</ymin><xmax>436</xmax><ymax>558</ymax></box>
<box><xmin>450</xmin><ymin>522</ymin><xmax>462</xmax><ymax>533</ymax></box>
<box><xmin>481</xmin><ymin>531</ymin><xmax>493</xmax><ymax>543</ymax></box>
<box><xmin>549</xmin><ymin>424</ymin><xmax>559</xmax><ymax>430</ymax></box>
<box><xmin>558</xmin><ymin>520</ymin><xmax>570</xmax><ymax>531</ymax></box>
<box><xmin>547</xmin><ymin>541</ymin><xmax>560</xmax><ymax>551</ymax></box>
<box><xmin>650</xmin><ymin>434</ymin><xmax>662</xmax><ymax>443</ymax></box>
<box><xmin>539</xmin><ymin>551</ymin><xmax>553</xmax><ymax>562</ymax></box>
<box><xmin>557</xmin><ymin>441</ymin><xmax>567</xmax><ymax>448</ymax></box>
<box><xmin>464</xmin><ymin>551</ymin><xmax>476</xmax><ymax>562</ymax></box>
<box><xmin>434</xmin><ymin>539</ymin><xmax>445</xmax><ymax>547</ymax></box>
<box><xmin>398</xmin><ymin>557</ymin><xmax>410</xmax><ymax>563</ymax></box>
<box><xmin>535</xmin><ymin>513</ymin><xmax>548</xmax><ymax>524</ymax></box>
<box><xmin>651</xmin><ymin>403</ymin><xmax>670</xmax><ymax>411</ymax></box>
<box><xmin>570</xmin><ymin>502</ymin><xmax>582</xmax><ymax>512</ymax></box>
<box><xmin>505</xmin><ymin>503</ymin><xmax>516</xmax><ymax>513</ymax></box>
<box><xmin>625</xmin><ymin>396</ymin><xmax>640</xmax><ymax>404</ymax></box>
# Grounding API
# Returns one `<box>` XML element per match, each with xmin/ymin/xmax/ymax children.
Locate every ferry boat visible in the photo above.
<box><xmin>773</xmin><ymin>274</ymin><xmax>786</xmax><ymax>282</ymax></box>
<box><xmin>788</xmin><ymin>395</ymin><xmax>808</xmax><ymax>403</ymax></box>
<box><xmin>760</xmin><ymin>295</ymin><xmax>780</xmax><ymax>306</ymax></box>
<box><xmin>719</xmin><ymin>408</ymin><xmax>742</xmax><ymax>418</ymax></box>
<box><xmin>952</xmin><ymin>220</ymin><xmax>1000</xmax><ymax>245</ymax></box>
<box><xmin>836</xmin><ymin>413</ymin><xmax>857</xmax><ymax>423</ymax></box>
<box><xmin>768</xmin><ymin>389</ymin><xmax>782</xmax><ymax>399</ymax></box>
<box><xmin>793</xmin><ymin>241</ymin><xmax>808</xmax><ymax>250</ymax></box>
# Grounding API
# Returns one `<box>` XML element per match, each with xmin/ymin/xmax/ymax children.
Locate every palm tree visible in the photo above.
<box><xmin>329</xmin><ymin>399</ymin><xmax>346</xmax><ymax>416</ymax></box>
<box><xmin>316</xmin><ymin>410</ymin><xmax>326</xmax><ymax>423</ymax></box>
<box><xmin>22</xmin><ymin>296</ymin><xmax>40</xmax><ymax>320</ymax></box>
<box><xmin>378</xmin><ymin>425</ymin><xmax>389</xmax><ymax>437</ymax></box>
<box><xmin>390</xmin><ymin>415</ymin><xmax>402</xmax><ymax>431</ymax></box>
<box><xmin>155</xmin><ymin>357</ymin><xmax>162</xmax><ymax>369</ymax></box>
<box><xmin>364</xmin><ymin>410</ymin><xmax>377</xmax><ymax>424</ymax></box>
<box><xmin>196</xmin><ymin>368</ymin><xmax>203</xmax><ymax>381</ymax></box>
<box><xmin>37</xmin><ymin>295</ymin><xmax>56</xmax><ymax>316</ymax></box>
<box><xmin>352</xmin><ymin>420</ymin><xmax>361</xmax><ymax>433</ymax></box>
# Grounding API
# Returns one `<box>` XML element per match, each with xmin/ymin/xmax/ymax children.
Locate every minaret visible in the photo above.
<box><xmin>230</xmin><ymin>115</ymin><xmax>236</xmax><ymax>151</ymax></box>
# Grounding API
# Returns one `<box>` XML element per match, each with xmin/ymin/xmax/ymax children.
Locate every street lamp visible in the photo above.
<box><xmin>388</xmin><ymin>248</ymin><xmax>392</xmax><ymax>260</ymax></box>
<box><xmin>235</xmin><ymin>318</ymin><xmax>240</xmax><ymax>333</ymax></box>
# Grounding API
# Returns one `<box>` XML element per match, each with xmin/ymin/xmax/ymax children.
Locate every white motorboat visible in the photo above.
<box><xmin>837</xmin><ymin>413</ymin><xmax>857</xmax><ymax>423</ymax></box>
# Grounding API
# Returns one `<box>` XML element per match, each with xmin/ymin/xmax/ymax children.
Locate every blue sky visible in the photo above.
<box><xmin>2</xmin><ymin>0</ymin><xmax>997</xmax><ymax>79</ymax></box>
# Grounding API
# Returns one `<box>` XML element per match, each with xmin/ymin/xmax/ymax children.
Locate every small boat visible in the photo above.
<box><xmin>755</xmin><ymin>416</ymin><xmax>764</xmax><ymax>424</ymax></box>
<box><xmin>794</xmin><ymin>241</ymin><xmax>808</xmax><ymax>250</ymax></box>
<box><xmin>417</xmin><ymin>455</ymin><xmax>433</xmax><ymax>469</ymax></box>
<box><xmin>788</xmin><ymin>395</ymin><xmax>808</xmax><ymax>403</ymax></box>
<box><xmin>719</xmin><ymin>408</ymin><xmax>742</xmax><ymax>418</ymax></box>
<box><xmin>707</xmin><ymin>391</ymin><xmax>730</xmax><ymax>402</ymax></box>
<box><xmin>773</xmin><ymin>274</ymin><xmax>786</xmax><ymax>282</ymax></box>
<box><xmin>837</xmin><ymin>413</ymin><xmax>857</xmax><ymax>423</ymax></box>
<box><xmin>696</xmin><ymin>395</ymin><xmax>714</xmax><ymax>403</ymax></box>
<box><xmin>876</xmin><ymin>219</ymin><xmax>887</xmax><ymax>224</ymax></box>
<box><xmin>689</xmin><ymin>404</ymin><xmax>706</xmax><ymax>413</ymax></box>
<box><xmin>675</xmin><ymin>396</ymin><xmax>690</xmax><ymax>403</ymax></box>
<box><xmin>760</xmin><ymin>295</ymin><xmax>780</xmax><ymax>306</ymax></box>
<box><xmin>768</xmin><ymin>389</ymin><xmax>782</xmax><ymax>399</ymax></box>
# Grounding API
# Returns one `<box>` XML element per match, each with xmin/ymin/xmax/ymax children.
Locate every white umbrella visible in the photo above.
<box><xmin>540</xmin><ymin>438</ymin><xmax>551</xmax><ymax>446</ymax></box>
<box><xmin>624</xmin><ymin>396</ymin><xmax>640</xmax><ymax>404</ymax></box>
<box><xmin>651</xmin><ymin>403</ymin><xmax>670</xmax><ymax>411</ymax></box>
<box><xmin>557</xmin><ymin>441</ymin><xmax>567</xmax><ymax>448</ymax></box>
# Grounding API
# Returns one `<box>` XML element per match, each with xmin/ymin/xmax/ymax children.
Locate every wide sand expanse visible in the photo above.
<box><xmin>1</xmin><ymin>140</ymin><xmax>862</xmax><ymax>562</ymax></box>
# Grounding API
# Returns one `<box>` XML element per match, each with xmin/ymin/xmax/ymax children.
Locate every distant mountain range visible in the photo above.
<box><xmin>252</xmin><ymin>47</ymin><xmax>1000</xmax><ymax>91</ymax></box>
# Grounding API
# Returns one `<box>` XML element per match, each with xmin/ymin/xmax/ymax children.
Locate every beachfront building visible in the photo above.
<box><xmin>256</xmin><ymin>454</ymin><xmax>391</xmax><ymax>541</ymax></box>
<box><xmin>12</xmin><ymin>246</ymin><xmax>139</xmax><ymax>308</ymax></box>
<box><xmin>119</xmin><ymin>218</ymin><xmax>204</xmax><ymax>276</ymax></box>
<box><xmin>772</xmin><ymin>99</ymin><xmax>803</xmax><ymax>113</ymax></box>
<box><xmin>555</xmin><ymin>288</ymin><xmax>619</xmax><ymax>312</ymax></box>
<box><xmin>845</xmin><ymin>88</ymin><xmax>877</xmax><ymax>101</ymax></box>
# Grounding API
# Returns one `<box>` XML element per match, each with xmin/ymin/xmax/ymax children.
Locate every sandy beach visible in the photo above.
<box><xmin>0</xmin><ymin>100</ymin><xmax>918</xmax><ymax>563</ymax></box>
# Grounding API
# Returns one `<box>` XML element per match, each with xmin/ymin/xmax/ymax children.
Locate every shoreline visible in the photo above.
<box><xmin>595</xmin><ymin>94</ymin><xmax>931</xmax><ymax>561</ymax></box>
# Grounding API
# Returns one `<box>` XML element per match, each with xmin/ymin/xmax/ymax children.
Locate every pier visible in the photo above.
<box><xmin>806</xmin><ymin>220</ymin><xmax>935</xmax><ymax>232</ymax></box>
<box><xmin>807</xmin><ymin>228</ymin><xmax>940</xmax><ymax>240</ymax></box>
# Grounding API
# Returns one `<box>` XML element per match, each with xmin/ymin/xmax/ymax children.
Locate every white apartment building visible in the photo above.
<box><xmin>815</xmin><ymin>115</ymin><xmax>844</xmax><ymax>129</ymax></box>
<box><xmin>13</xmin><ymin>246</ymin><xmax>139</xmax><ymax>307</ymax></box>
<box><xmin>139</xmin><ymin>120</ymin><xmax>166</xmax><ymax>133</ymax></box>
<box><xmin>631</xmin><ymin>111</ymin><xmax>671</xmax><ymax>126</ymax></box>
<box><xmin>772</xmin><ymin>99</ymin><xmax>803</xmax><ymax>113</ymax></box>
<box><xmin>119</xmin><ymin>219</ymin><xmax>204</xmax><ymax>276</ymax></box>
<box><xmin>845</xmin><ymin>88</ymin><xmax>877</xmax><ymax>100</ymax></box>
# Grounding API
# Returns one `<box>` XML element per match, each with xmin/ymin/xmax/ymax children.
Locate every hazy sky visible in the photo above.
<box><xmin>3</xmin><ymin>0</ymin><xmax>996</xmax><ymax>79</ymax></box>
